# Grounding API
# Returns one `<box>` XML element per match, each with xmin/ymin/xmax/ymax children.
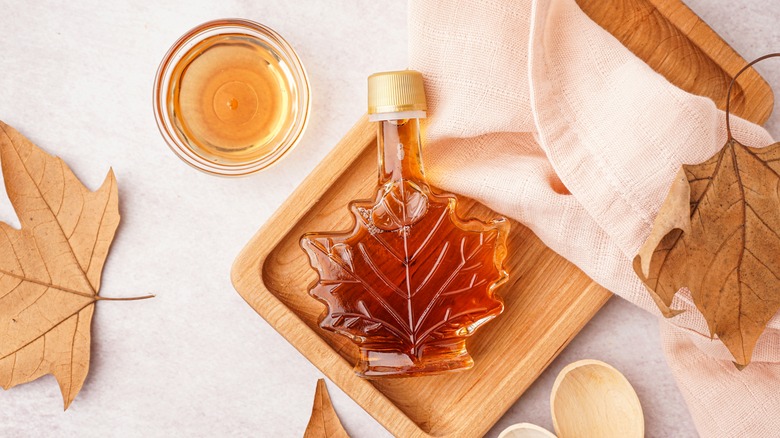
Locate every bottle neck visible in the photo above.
<box><xmin>376</xmin><ymin>117</ymin><xmax>426</xmax><ymax>186</ymax></box>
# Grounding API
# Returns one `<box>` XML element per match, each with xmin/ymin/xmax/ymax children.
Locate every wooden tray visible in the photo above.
<box><xmin>231</xmin><ymin>1</ymin><xmax>773</xmax><ymax>436</ymax></box>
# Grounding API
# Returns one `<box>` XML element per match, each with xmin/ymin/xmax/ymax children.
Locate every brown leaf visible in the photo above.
<box><xmin>634</xmin><ymin>138</ymin><xmax>780</xmax><ymax>367</ymax></box>
<box><xmin>304</xmin><ymin>379</ymin><xmax>349</xmax><ymax>438</ymax></box>
<box><xmin>0</xmin><ymin>122</ymin><xmax>150</xmax><ymax>409</ymax></box>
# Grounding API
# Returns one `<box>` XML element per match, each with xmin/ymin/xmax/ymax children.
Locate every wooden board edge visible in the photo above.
<box><xmin>470</xmin><ymin>284</ymin><xmax>612</xmax><ymax>437</ymax></box>
<box><xmin>231</xmin><ymin>116</ymin><xmax>374</xmax><ymax>287</ymax></box>
<box><xmin>649</xmin><ymin>0</ymin><xmax>774</xmax><ymax>123</ymax></box>
<box><xmin>229</xmin><ymin>116</ymin><xmax>373</xmax><ymax>288</ymax></box>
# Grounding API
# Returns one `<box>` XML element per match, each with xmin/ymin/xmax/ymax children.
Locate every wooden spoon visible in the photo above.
<box><xmin>550</xmin><ymin>359</ymin><xmax>644</xmax><ymax>438</ymax></box>
<box><xmin>498</xmin><ymin>423</ymin><xmax>557</xmax><ymax>438</ymax></box>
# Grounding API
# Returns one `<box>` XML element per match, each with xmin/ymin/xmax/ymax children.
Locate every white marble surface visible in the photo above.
<box><xmin>0</xmin><ymin>1</ymin><xmax>776</xmax><ymax>437</ymax></box>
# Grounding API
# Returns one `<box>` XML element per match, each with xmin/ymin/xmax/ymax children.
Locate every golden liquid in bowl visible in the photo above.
<box><xmin>168</xmin><ymin>33</ymin><xmax>295</xmax><ymax>163</ymax></box>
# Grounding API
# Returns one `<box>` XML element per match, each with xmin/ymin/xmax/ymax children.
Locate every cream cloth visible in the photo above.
<box><xmin>408</xmin><ymin>0</ymin><xmax>780</xmax><ymax>435</ymax></box>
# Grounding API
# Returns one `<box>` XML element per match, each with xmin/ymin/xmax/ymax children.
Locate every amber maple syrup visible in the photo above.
<box><xmin>168</xmin><ymin>33</ymin><xmax>295</xmax><ymax>163</ymax></box>
<box><xmin>301</xmin><ymin>71</ymin><xmax>510</xmax><ymax>377</ymax></box>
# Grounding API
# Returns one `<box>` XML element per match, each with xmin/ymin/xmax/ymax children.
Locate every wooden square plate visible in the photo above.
<box><xmin>231</xmin><ymin>1</ymin><xmax>772</xmax><ymax>435</ymax></box>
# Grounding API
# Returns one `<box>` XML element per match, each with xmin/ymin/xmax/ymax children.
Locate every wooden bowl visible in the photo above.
<box><xmin>551</xmin><ymin>360</ymin><xmax>644</xmax><ymax>438</ymax></box>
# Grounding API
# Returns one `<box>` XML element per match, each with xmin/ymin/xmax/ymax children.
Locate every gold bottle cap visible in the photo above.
<box><xmin>367</xmin><ymin>70</ymin><xmax>427</xmax><ymax>115</ymax></box>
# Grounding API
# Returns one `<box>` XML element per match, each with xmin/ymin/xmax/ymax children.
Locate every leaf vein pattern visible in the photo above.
<box><xmin>0</xmin><ymin>302</ymin><xmax>93</xmax><ymax>361</ymax></box>
<box><xmin>309</xmin><ymin>240</ymin><xmax>410</xmax><ymax>336</ymax></box>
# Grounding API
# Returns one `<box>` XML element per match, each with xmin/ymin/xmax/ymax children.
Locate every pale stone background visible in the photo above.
<box><xmin>0</xmin><ymin>1</ymin><xmax>776</xmax><ymax>436</ymax></box>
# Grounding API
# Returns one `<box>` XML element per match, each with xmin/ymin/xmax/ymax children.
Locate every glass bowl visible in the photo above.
<box><xmin>153</xmin><ymin>19</ymin><xmax>310</xmax><ymax>176</ymax></box>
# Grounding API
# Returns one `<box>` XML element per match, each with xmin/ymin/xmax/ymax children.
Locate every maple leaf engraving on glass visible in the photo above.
<box><xmin>302</xmin><ymin>180</ymin><xmax>508</xmax><ymax>377</ymax></box>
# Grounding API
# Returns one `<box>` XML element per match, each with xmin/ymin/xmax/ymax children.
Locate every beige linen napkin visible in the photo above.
<box><xmin>408</xmin><ymin>0</ymin><xmax>780</xmax><ymax>435</ymax></box>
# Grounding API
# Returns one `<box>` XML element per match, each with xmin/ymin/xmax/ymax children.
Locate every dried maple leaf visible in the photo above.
<box><xmin>302</xmin><ymin>180</ymin><xmax>508</xmax><ymax>374</ymax></box>
<box><xmin>634</xmin><ymin>140</ymin><xmax>780</xmax><ymax>367</ymax></box>
<box><xmin>0</xmin><ymin>121</ymin><xmax>151</xmax><ymax>409</ymax></box>
<box><xmin>303</xmin><ymin>379</ymin><xmax>349</xmax><ymax>438</ymax></box>
<box><xmin>633</xmin><ymin>54</ymin><xmax>780</xmax><ymax>368</ymax></box>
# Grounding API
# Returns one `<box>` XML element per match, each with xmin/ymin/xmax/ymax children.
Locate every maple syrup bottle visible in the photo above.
<box><xmin>301</xmin><ymin>70</ymin><xmax>509</xmax><ymax>377</ymax></box>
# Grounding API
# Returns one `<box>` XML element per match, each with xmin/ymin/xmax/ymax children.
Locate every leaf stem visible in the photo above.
<box><xmin>725</xmin><ymin>53</ymin><xmax>780</xmax><ymax>141</ymax></box>
<box><xmin>96</xmin><ymin>294</ymin><xmax>155</xmax><ymax>301</ymax></box>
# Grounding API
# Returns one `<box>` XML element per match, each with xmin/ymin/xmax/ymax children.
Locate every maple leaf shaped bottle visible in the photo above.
<box><xmin>301</xmin><ymin>70</ymin><xmax>509</xmax><ymax>377</ymax></box>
